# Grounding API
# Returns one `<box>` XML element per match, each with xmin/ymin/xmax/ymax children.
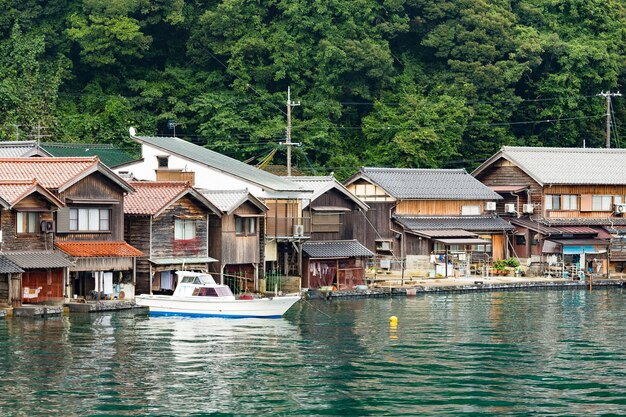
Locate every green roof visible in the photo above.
<box><xmin>41</xmin><ymin>143</ymin><xmax>136</xmax><ymax>168</ymax></box>
<box><xmin>133</xmin><ymin>135</ymin><xmax>302</xmax><ymax>192</ymax></box>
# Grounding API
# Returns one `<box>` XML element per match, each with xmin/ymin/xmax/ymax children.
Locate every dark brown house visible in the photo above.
<box><xmin>473</xmin><ymin>146</ymin><xmax>626</xmax><ymax>278</ymax></box>
<box><xmin>0</xmin><ymin>157</ymin><xmax>143</xmax><ymax>300</ymax></box>
<box><xmin>124</xmin><ymin>181</ymin><xmax>221</xmax><ymax>295</ymax></box>
<box><xmin>290</xmin><ymin>176</ymin><xmax>373</xmax><ymax>290</ymax></box>
<box><xmin>202</xmin><ymin>190</ymin><xmax>268</xmax><ymax>293</ymax></box>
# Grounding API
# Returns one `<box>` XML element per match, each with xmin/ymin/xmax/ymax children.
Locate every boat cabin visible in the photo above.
<box><xmin>173</xmin><ymin>272</ymin><xmax>235</xmax><ymax>300</ymax></box>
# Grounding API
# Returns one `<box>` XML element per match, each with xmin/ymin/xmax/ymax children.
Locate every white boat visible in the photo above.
<box><xmin>135</xmin><ymin>271</ymin><xmax>301</xmax><ymax>318</ymax></box>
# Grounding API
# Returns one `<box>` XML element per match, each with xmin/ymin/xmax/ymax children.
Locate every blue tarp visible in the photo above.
<box><xmin>563</xmin><ymin>246</ymin><xmax>595</xmax><ymax>254</ymax></box>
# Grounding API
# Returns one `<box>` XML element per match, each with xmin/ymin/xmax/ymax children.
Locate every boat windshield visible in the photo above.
<box><xmin>179</xmin><ymin>274</ymin><xmax>216</xmax><ymax>285</ymax></box>
<box><xmin>193</xmin><ymin>287</ymin><xmax>234</xmax><ymax>297</ymax></box>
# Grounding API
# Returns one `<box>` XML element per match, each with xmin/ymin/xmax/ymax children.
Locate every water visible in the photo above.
<box><xmin>2</xmin><ymin>289</ymin><xmax>626</xmax><ymax>416</ymax></box>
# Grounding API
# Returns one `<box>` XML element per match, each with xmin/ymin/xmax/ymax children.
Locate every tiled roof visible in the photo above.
<box><xmin>473</xmin><ymin>146</ymin><xmax>626</xmax><ymax>185</ymax></box>
<box><xmin>41</xmin><ymin>143</ymin><xmax>136</xmax><ymax>168</ymax></box>
<box><xmin>0</xmin><ymin>141</ymin><xmax>51</xmax><ymax>157</ymax></box>
<box><xmin>200</xmin><ymin>189</ymin><xmax>267</xmax><ymax>214</ymax></box>
<box><xmin>0</xmin><ymin>157</ymin><xmax>133</xmax><ymax>193</ymax></box>
<box><xmin>0</xmin><ymin>179</ymin><xmax>64</xmax><ymax>208</ymax></box>
<box><xmin>542</xmin><ymin>217</ymin><xmax>626</xmax><ymax>227</ymax></box>
<box><xmin>4</xmin><ymin>251</ymin><xmax>74</xmax><ymax>269</ymax></box>
<box><xmin>125</xmin><ymin>181</ymin><xmax>191</xmax><ymax>215</ymax></box>
<box><xmin>0</xmin><ymin>256</ymin><xmax>24</xmax><ymax>273</ymax></box>
<box><xmin>347</xmin><ymin>167</ymin><xmax>501</xmax><ymax>200</ymax></box>
<box><xmin>394</xmin><ymin>216</ymin><xmax>514</xmax><ymax>232</ymax></box>
<box><xmin>290</xmin><ymin>176</ymin><xmax>368</xmax><ymax>210</ymax></box>
<box><xmin>132</xmin><ymin>135</ymin><xmax>303</xmax><ymax>192</ymax></box>
<box><xmin>302</xmin><ymin>240</ymin><xmax>374</xmax><ymax>258</ymax></box>
<box><xmin>55</xmin><ymin>241</ymin><xmax>144</xmax><ymax>257</ymax></box>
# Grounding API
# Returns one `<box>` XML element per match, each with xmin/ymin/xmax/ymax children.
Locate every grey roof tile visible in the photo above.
<box><xmin>303</xmin><ymin>240</ymin><xmax>374</xmax><ymax>258</ymax></box>
<box><xmin>474</xmin><ymin>146</ymin><xmax>626</xmax><ymax>185</ymax></box>
<box><xmin>4</xmin><ymin>251</ymin><xmax>74</xmax><ymax>269</ymax></box>
<box><xmin>353</xmin><ymin>167</ymin><xmax>501</xmax><ymax>200</ymax></box>
<box><xmin>290</xmin><ymin>176</ymin><xmax>368</xmax><ymax>210</ymax></box>
<box><xmin>133</xmin><ymin>136</ymin><xmax>303</xmax><ymax>192</ymax></box>
<box><xmin>0</xmin><ymin>256</ymin><xmax>24</xmax><ymax>273</ymax></box>
<box><xmin>394</xmin><ymin>216</ymin><xmax>514</xmax><ymax>232</ymax></box>
<box><xmin>200</xmin><ymin>189</ymin><xmax>267</xmax><ymax>214</ymax></box>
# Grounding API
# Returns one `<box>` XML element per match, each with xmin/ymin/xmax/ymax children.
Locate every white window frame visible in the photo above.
<box><xmin>461</xmin><ymin>205</ymin><xmax>481</xmax><ymax>215</ymax></box>
<box><xmin>175</xmin><ymin>218</ymin><xmax>196</xmax><ymax>240</ymax></box>
<box><xmin>16</xmin><ymin>212</ymin><xmax>38</xmax><ymax>234</ymax></box>
<box><xmin>545</xmin><ymin>194</ymin><xmax>561</xmax><ymax>210</ymax></box>
<box><xmin>562</xmin><ymin>195</ymin><xmax>577</xmax><ymax>210</ymax></box>
<box><xmin>592</xmin><ymin>195</ymin><xmax>613</xmax><ymax>211</ymax></box>
<box><xmin>69</xmin><ymin>208</ymin><xmax>110</xmax><ymax>231</ymax></box>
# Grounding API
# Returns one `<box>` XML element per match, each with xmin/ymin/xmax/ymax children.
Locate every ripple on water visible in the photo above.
<box><xmin>1</xmin><ymin>289</ymin><xmax>626</xmax><ymax>415</ymax></box>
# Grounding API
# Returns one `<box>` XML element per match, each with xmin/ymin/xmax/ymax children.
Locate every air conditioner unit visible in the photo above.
<box><xmin>614</xmin><ymin>203</ymin><xmax>626</xmax><ymax>214</ymax></box>
<box><xmin>485</xmin><ymin>201</ymin><xmax>497</xmax><ymax>211</ymax></box>
<box><xmin>523</xmin><ymin>204</ymin><xmax>534</xmax><ymax>214</ymax></box>
<box><xmin>293</xmin><ymin>224</ymin><xmax>304</xmax><ymax>236</ymax></box>
<box><xmin>504</xmin><ymin>203</ymin><xmax>516</xmax><ymax>213</ymax></box>
<box><xmin>377</xmin><ymin>241</ymin><xmax>392</xmax><ymax>251</ymax></box>
<box><xmin>40</xmin><ymin>220</ymin><xmax>55</xmax><ymax>233</ymax></box>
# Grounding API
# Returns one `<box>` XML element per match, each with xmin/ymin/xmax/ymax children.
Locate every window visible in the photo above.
<box><xmin>157</xmin><ymin>156</ymin><xmax>169</xmax><ymax>168</ymax></box>
<box><xmin>69</xmin><ymin>208</ymin><xmax>110</xmax><ymax>231</ymax></box>
<box><xmin>592</xmin><ymin>195</ymin><xmax>613</xmax><ymax>211</ymax></box>
<box><xmin>461</xmin><ymin>205</ymin><xmax>481</xmax><ymax>215</ymax></box>
<box><xmin>235</xmin><ymin>217</ymin><xmax>257</xmax><ymax>236</ymax></box>
<box><xmin>16</xmin><ymin>212</ymin><xmax>38</xmax><ymax>234</ymax></box>
<box><xmin>175</xmin><ymin>219</ymin><xmax>196</xmax><ymax>240</ymax></box>
<box><xmin>515</xmin><ymin>235</ymin><xmax>526</xmax><ymax>245</ymax></box>
<box><xmin>562</xmin><ymin>195</ymin><xmax>577</xmax><ymax>210</ymax></box>
<box><xmin>312</xmin><ymin>212</ymin><xmax>342</xmax><ymax>233</ymax></box>
<box><xmin>615</xmin><ymin>196</ymin><xmax>623</xmax><ymax>205</ymax></box>
<box><xmin>545</xmin><ymin>194</ymin><xmax>561</xmax><ymax>210</ymax></box>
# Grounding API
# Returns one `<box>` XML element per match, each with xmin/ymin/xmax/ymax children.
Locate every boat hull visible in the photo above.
<box><xmin>135</xmin><ymin>294</ymin><xmax>301</xmax><ymax>318</ymax></box>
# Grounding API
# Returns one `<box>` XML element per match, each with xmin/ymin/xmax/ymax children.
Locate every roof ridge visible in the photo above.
<box><xmin>502</xmin><ymin>146</ymin><xmax>626</xmax><ymax>153</ymax></box>
<box><xmin>130</xmin><ymin>181</ymin><xmax>189</xmax><ymax>187</ymax></box>
<box><xmin>0</xmin><ymin>156</ymin><xmax>99</xmax><ymax>162</ymax></box>
<box><xmin>362</xmin><ymin>167</ymin><xmax>467</xmax><ymax>173</ymax></box>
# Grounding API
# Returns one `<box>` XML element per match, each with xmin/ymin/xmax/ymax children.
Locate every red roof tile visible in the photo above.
<box><xmin>0</xmin><ymin>157</ymin><xmax>99</xmax><ymax>189</ymax></box>
<box><xmin>0</xmin><ymin>179</ymin><xmax>64</xmax><ymax>208</ymax></box>
<box><xmin>55</xmin><ymin>241</ymin><xmax>143</xmax><ymax>257</ymax></box>
<box><xmin>125</xmin><ymin>181</ymin><xmax>191</xmax><ymax>215</ymax></box>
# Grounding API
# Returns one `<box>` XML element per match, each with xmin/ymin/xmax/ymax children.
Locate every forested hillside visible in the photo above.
<box><xmin>0</xmin><ymin>1</ymin><xmax>624</xmax><ymax>178</ymax></box>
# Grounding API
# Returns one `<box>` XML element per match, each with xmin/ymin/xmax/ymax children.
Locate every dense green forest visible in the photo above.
<box><xmin>0</xmin><ymin>0</ymin><xmax>624</xmax><ymax>178</ymax></box>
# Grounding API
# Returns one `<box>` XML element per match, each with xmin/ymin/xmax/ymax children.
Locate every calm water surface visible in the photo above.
<box><xmin>2</xmin><ymin>289</ymin><xmax>626</xmax><ymax>416</ymax></box>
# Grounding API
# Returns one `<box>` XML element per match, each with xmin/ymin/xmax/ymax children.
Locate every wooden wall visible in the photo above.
<box><xmin>0</xmin><ymin>196</ymin><xmax>55</xmax><ymax>251</ymax></box>
<box><xmin>395</xmin><ymin>200</ymin><xmax>490</xmax><ymax>216</ymax></box>
<box><xmin>305</xmin><ymin>188</ymin><xmax>366</xmax><ymax>241</ymax></box>
<box><xmin>404</xmin><ymin>234</ymin><xmax>431</xmax><ymax>256</ymax></box>
<box><xmin>55</xmin><ymin>171</ymin><xmax>126</xmax><ymax>241</ymax></box>
<box><xmin>346</xmin><ymin>179</ymin><xmax>395</xmax><ymax>202</ymax></box>
<box><xmin>151</xmin><ymin>196</ymin><xmax>208</xmax><ymax>259</ymax></box>
<box><xmin>124</xmin><ymin>215</ymin><xmax>151</xmax><ymax>294</ymax></box>
<box><xmin>265</xmin><ymin>199</ymin><xmax>302</xmax><ymax>237</ymax></box>
<box><xmin>474</xmin><ymin>162</ymin><xmax>540</xmax><ymax>214</ymax></box>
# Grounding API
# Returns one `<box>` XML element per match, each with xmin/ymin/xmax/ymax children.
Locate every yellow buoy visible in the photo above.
<box><xmin>389</xmin><ymin>315</ymin><xmax>398</xmax><ymax>324</ymax></box>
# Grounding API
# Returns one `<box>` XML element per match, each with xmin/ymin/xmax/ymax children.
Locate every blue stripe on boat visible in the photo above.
<box><xmin>149</xmin><ymin>311</ymin><xmax>283</xmax><ymax>319</ymax></box>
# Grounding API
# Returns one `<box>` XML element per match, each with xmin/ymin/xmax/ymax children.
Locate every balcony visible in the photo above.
<box><xmin>265</xmin><ymin>217</ymin><xmax>311</xmax><ymax>239</ymax></box>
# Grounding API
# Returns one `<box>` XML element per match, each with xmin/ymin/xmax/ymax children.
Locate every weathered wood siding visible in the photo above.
<box><xmin>305</xmin><ymin>188</ymin><xmax>365</xmax><ymax>241</ymax></box>
<box><xmin>55</xmin><ymin>172</ymin><xmax>126</xmax><ymax>241</ymax></box>
<box><xmin>124</xmin><ymin>215</ymin><xmax>151</xmax><ymax>294</ymax></box>
<box><xmin>265</xmin><ymin>199</ymin><xmax>302</xmax><ymax>237</ymax></box>
<box><xmin>404</xmin><ymin>234</ymin><xmax>431</xmax><ymax>256</ymax></box>
<box><xmin>358</xmin><ymin>201</ymin><xmax>400</xmax><ymax>258</ymax></box>
<box><xmin>0</xmin><ymin>195</ymin><xmax>55</xmax><ymax>251</ymax></box>
<box><xmin>151</xmin><ymin>196</ymin><xmax>208</xmax><ymax>259</ymax></box>
<box><xmin>541</xmin><ymin>185</ymin><xmax>626</xmax><ymax>218</ymax></box>
<box><xmin>474</xmin><ymin>161</ymin><xmax>541</xmax><ymax>214</ymax></box>
<box><xmin>395</xmin><ymin>200</ymin><xmax>490</xmax><ymax>216</ymax></box>
<box><xmin>347</xmin><ymin>179</ymin><xmax>396</xmax><ymax>202</ymax></box>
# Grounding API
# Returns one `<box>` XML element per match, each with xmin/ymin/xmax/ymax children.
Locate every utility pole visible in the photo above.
<box><xmin>282</xmin><ymin>86</ymin><xmax>300</xmax><ymax>176</ymax></box>
<box><xmin>598</xmin><ymin>91</ymin><xmax>622</xmax><ymax>148</ymax></box>
<box><xmin>31</xmin><ymin>122</ymin><xmax>51</xmax><ymax>143</ymax></box>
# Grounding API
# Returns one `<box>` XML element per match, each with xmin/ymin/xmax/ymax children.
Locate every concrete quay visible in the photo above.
<box><xmin>65</xmin><ymin>300</ymin><xmax>146</xmax><ymax>313</ymax></box>
<box><xmin>310</xmin><ymin>275</ymin><xmax>625</xmax><ymax>299</ymax></box>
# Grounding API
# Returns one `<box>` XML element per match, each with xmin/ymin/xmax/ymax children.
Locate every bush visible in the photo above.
<box><xmin>505</xmin><ymin>257</ymin><xmax>520</xmax><ymax>268</ymax></box>
<box><xmin>493</xmin><ymin>259</ymin><xmax>507</xmax><ymax>271</ymax></box>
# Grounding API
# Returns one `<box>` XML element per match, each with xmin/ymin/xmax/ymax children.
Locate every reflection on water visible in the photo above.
<box><xmin>1</xmin><ymin>289</ymin><xmax>626</xmax><ymax>416</ymax></box>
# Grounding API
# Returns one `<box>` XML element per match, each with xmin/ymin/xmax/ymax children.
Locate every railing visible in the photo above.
<box><xmin>265</xmin><ymin>217</ymin><xmax>311</xmax><ymax>238</ymax></box>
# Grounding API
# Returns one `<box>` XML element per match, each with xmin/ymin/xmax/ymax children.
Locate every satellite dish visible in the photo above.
<box><xmin>129</xmin><ymin>127</ymin><xmax>137</xmax><ymax>136</ymax></box>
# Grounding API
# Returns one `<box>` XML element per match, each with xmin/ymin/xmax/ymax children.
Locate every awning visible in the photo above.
<box><xmin>0</xmin><ymin>256</ymin><xmax>24</xmax><ymax>274</ymax></box>
<box><xmin>408</xmin><ymin>229</ymin><xmax>477</xmax><ymax>238</ymax></box>
<box><xmin>55</xmin><ymin>241</ymin><xmax>144</xmax><ymax>258</ymax></box>
<box><xmin>311</xmin><ymin>206</ymin><xmax>351</xmax><ymax>212</ymax></box>
<box><xmin>4</xmin><ymin>251</ymin><xmax>73</xmax><ymax>269</ymax></box>
<box><xmin>149</xmin><ymin>257</ymin><xmax>217</xmax><ymax>265</ymax></box>
<box><xmin>303</xmin><ymin>240</ymin><xmax>374</xmax><ymax>258</ymax></box>
<box><xmin>489</xmin><ymin>185</ymin><xmax>528</xmax><ymax>193</ymax></box>
<box><xmin>433</xmin><ymin>238</ymin><xmax>490</xmax><ymax>245</ymax></box>
<box><xmin>394</xmin><ymin>215</ymin><xmax>514</xmax><ymax>232</ymax></box>
<box><xmin>543</xmin><ymin>238</ymin><xmax>610</xmax><ymax>254</ymax></box>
